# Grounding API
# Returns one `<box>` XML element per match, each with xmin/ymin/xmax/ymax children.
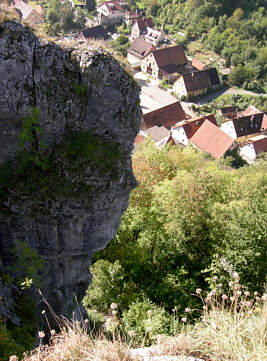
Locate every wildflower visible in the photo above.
<box><xmin>244</xmin><ymin>291</ymin><xmax>250</xmax><ymax>297</ymax></box>
<box><xmin>256</xmin><ymin>296</ymin><xmax>261</xmax><ymax>301</ymax></box>
<box><xmin>9</xmin><ymin>356</ymin><xmax>18</xmax><ymax>361</ymax></box>
<box><xmin>254</xmin><ymin>291</ymin><xmax>259</xmax><ymax>297</ymax></box>
<box><xmin>196</xmin><ymin>288</ymin><xmax>202</xmax><ymax>294</ymax></box>
<box><xmin>213</xmin><ymin>276</ymin><xmax>218</xmax><ymax>282</ymax></box>
<box><xmin>84</xmin><ymin>319</ymin><xmax>89</xmax><ymax>324</ymax></box>
<box><xmin>146</xmin><ymin>327</ymin><xmax>152</xmax><ymax>333</ymax></box>
<box><xmin>222</xmin><ymin>294</ymin><xmax>227</xmax><ymax>300</ymax></box>
<box><xmin>147</xmin><ymin>309</ymin><xmax>152</xmax><ymax>316</ymax></box>
<box><xmin>230</xmin><ymin>296</ymin><xmax>235</xmax><ymax>301</ymax></box>
<box><xmin>110</xmin><ymin>303</ymin><xmax>118</xmax><ymax>310</ymax></box>
<box><xmin>203</xmin><ymin>305</ymin><xmax>207</xmax><ymax>310</ymax></box>
<box><xmin>242</xmin><ymin>301</ymin><xmax>250</xmax><ymax>307</ymax></box>
<box><xmin>218</xmin><ymin>283</ymin><xmax>223</xmax><ymax>288</ymax></box>
<box><xmin>229</xmin><ymin>281</ymin><xmax>233</xmax><ymax>287</ymax></box>
<box><xmin>185</xmin><ymin>307</ymin><xmax>191</xmax><ymax>313</ymax></box>
<box><xmin>261</xmin><ymin>294</ymin><xmax>267</xmax><ymax>301</ymax></box>
<box><xmin>38</xmin><ymin>331</ymin><xmax>45</xmax><ymax>339</ymax></box>
<box><xmin>172</xmin><ymin>307</ymin><xmax>177</xmax><ymax>312</ymax></box>
<box><xmin>128</xmin><ymin>330</ymin><xmax>136</xmax><ymax>338</ymax></box>
<box><xmin>237</xmin><ymin>290</ymin><xmax>242</xmax><ymax>296</ymax></box>
<box><xmin>41</xmin><ymin>310</ymin><xmax>46</xmax><ymax>314</ymax></box>
<box><xmin>233</xmin><ymin>271</ymin><xmax>239</xmax><ymax>279</ymax></box>
<box><xmin>50</xmin><ymin>329</ymin><xmax>56</xmax><ymax>336</ymax></box>
<box><xmin>181</xmin><ymin>317</ymin><xmax>187</xmax><ymax>323</ymax></box>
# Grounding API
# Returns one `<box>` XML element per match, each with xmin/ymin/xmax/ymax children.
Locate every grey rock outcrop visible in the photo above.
<box><xmin>0</xmin><ymin>21</ymin><xmax>141</xmax><ymax>323</ymax></box>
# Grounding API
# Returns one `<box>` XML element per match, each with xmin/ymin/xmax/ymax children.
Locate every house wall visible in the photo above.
<box><xmin>145</xmin><ymin>28</ymin><xmax>164</xmax><ymax>46</ymax></box>
<box><xmin>131</xmin><ymin>22</ymin><xmax>140</xmax><ymax>40</ymax></box>
<box><xmin>173</xmin><ymin>78</ymin><xmax>187</xmax><ymax>98</ymax></box>
<box><xmin>171</xmin><ymin>126</ymin><xmax>188</xmax><ymax>145</ymax></box>
<box><xmin>220</xmin><ymin>121</ymin><xmax>237</xmax><ymax>139</ymax></box>
<box><xmin>141</xmin><ymin>53</ymin><xmax>159</xmax><ymax>78</ymax></box>
<box><xmin>239</xmin><ymin>143</ymin><xmax>256</xmax><ymax>164</ymax></box>
<box><xmin>127</xmin><ymin>52</ymin><xmax>140</xmax><ymax>64</ymax></box>
<box><xmin>97</xmin><ymin>4</ymin><xmax>126</xmax><ymax>24</ymax></box>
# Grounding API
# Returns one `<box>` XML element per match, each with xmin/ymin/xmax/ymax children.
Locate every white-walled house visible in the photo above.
<box><xmin>97</xmin><ymin>1</ymin><xmax>129</xmax><ymax>24</ymax></box>
<box><xmin>171</xmin><ymin>114</ymin><xmax>217</xmax><ymax>146</ymax></box>
<box><xmin>239</xmin><ymin>134</ymin><xmax>267</xmax><ymax>164</ymax></box>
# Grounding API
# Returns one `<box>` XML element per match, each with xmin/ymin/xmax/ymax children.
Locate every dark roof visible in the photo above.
<box><xmin>219</xmin><ymin>106</ymin><xmax>240</xmax><ymax>115</ymax></box>
<box><xmin>135</xmin><ymin>18</ymin><xmax>154</xmax><ymax>32</ymax></box>
<box><xmin>152</xmin><ymin>45</ymin><xmax>187</xmax><ymax>68</ymax></box>
<box><xmin>79</xmin><ymin>25</ymin><xmax>109</xmax><ymax>40</ymax></box>
<box><xmin>128</xmin><ymin>37</ymin><xmax>155</xmax><ymax>59</ymax></box>
<box><xmin>142</xmin><ymin>101</ymin><xmax>186</xmax><ymax>130</ymax></box>
<box><xmin>172</xmin><ymin>114</ymin><xmax>218</xmax><ymax>140</ymax></box>
<box><xmin>159</xmin><ymin>64</ymin><xmax>180</xmax><ymax>75</ymax></box>
<box><xmin>191</xmin><ymin>120</ymin><xmax>235</xmax><ymax>159</ymax></box>
<box><xmin>232</xmin><ymin>113</ymin><xmax>266</xmax><ymax>137</ymax></box>
<box><xmin>181</xmin><ymin>68</ymin><xmax>220</xmax><ymax>91</ymax></box>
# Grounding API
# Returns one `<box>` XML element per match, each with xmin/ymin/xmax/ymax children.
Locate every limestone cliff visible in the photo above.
<box><xmin>0</xmin><ymin>21</ymin><xmax>141</xmax><ymax>324</ymax></box>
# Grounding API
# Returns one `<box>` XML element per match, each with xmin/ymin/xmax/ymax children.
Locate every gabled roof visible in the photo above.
<box><xmin>180</xmin><ymin>68</ymin><xmax>220</xmax><ymax>92</ymax></box>
<box><xmin>232</xmin><ymin>113</ymin><xmax>266</xmax><ymax>137</ymax></box>
<box><xmin>128</xmin><ymin>37</ymin><xmax>155</xmax><ymax>59</ymax></box>
<box><xmin>79</xmin><ymin>25</ymin><xmax>109</xmax><ymax>40</ymax></box>
<box><xmin>142</xmin><ymin>101</ymin><xmax>186</xmax><ymax>130</ymax></box>
<box><xmin>152</xmin><ymin>45</ymin><xmax>187</xmax><ymax>68</ymax></box>
<box><xmin>172</xmin><ymin>114</ymin><xmax>218</xmax><ymax>140</ymax></box>
<box><xmin>192</xmin><ymin>58</ymin><xmax>206</xmax><ymax>71</ymax></box>
<box><xmin>134</xmin><ymin>133</ymin><xmax>145</xmax><ymax>145</ymax></box>
<box><xmin>191</xmin><ymin>120</ymin><xmax>235</xmax><ymax>159</ymax></box>
<box><xmin>135</xmin><ymin>18</ymin><xmax>154</xmax><ymax>32</ymax></box>
<box><xmin>14</xmin><ymin>0</ymin><xmax>33</xmax><ymax>19</ymax></box>
<box><xmin>238</xmin><ymin>104</ymin><xmax>261</xmax><ymax>116</ymax></box>
<box><xmin>144</xmin><ymin>126</ymin><xmax>170</xmax><ymax>142</ymax></box>
<box><xmin>101</xmin><ymin>1</ymin><xmax>129</xmax><ymax>13</ymax></box>
<box><xmin>252</xmin><ymin>135</ymin><xmax>267</xmax><ymax>155</ymax></box>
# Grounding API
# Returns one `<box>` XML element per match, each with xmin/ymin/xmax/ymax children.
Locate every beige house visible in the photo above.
<box><xmin>141</xmin><ymin>45</ymin><xmax>188</xmax><ymax>79</ymax></box>
<box><xmin>173</xmin><ymin>68</ymin><xmax>220</xmax><ymax>99</ymax></box>
<box><xmin>131</xmin><ymin>18</ymin><xmax>154</xmax><ymax>40</ymax></box>
<box><xmin>127</xmin><ymin>37</ymin><xmax>155</xmax><ymax>64</ymax></box>
<box><xmin>13</xmin><ymin>0</ymin><xmax>44</xmax><ymax>26</ymax></box>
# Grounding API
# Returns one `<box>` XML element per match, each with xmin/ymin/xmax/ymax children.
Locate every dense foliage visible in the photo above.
<box><xmin>131</xmin><ymin>0</ymin><xmax>267</xmax><ymax>92</ymax></box>
<box><xmin>84</xmin><ymin>141</ymin><xmax>267</xmax><ymax>340</ymax></box>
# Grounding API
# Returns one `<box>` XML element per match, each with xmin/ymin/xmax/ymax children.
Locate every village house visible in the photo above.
<box><xmin>131</xmin><ymin>18</ymin><xmax>154</xmax><ymax>40</ymax></box>
<box><xmin>191</xmin><ymin>58</ymin><xmax>206</xmax><ymax>71</ymax></box>
<box><xmin>13</xmin><ymin>0</ymin><xmax>44</xmax><ymax>26</ymax></box>
<box><xmin>218</xmin><ymin>106</ymin><xmax>241</xmax><ymax>119</ymax></box>
<box><xmin>143</xmin><ymin>126</ymin><xmax>176</xmax><ymax>148</ymax></box>
<box><xmin>173</xmin><ymin>68</ymin><xmax>220</xmax><ymax>99</ymax></box>
<box><xmin>125</xmin><ymin>9</ymin><xmax>142</xmax><ymax>26</ymax></box>
<box><xmin>239</xmin><ymin>134</ymin><xmax>267</xmax><ymax>164</ymax></box>
<box><xmin>190</xmin><ymin>119</ymin><xmax>236</xmax><ymax>159</ymax></box>
<box><xmin>97</xmin><ymin>0</ymin><xmax>129</xmax><ymax>25</ymax></box>
<box><xmin>220</xmin><ymin>112</ymin><xmax>267</xmax><ymax>141</ymax></box>
<box><xmin>76</xmin><ymin>25</ymin><xmax>109</xmax><ymax>41</ymax></box>
<box><xmin>127</xmin><ymin>38</ymin><xmax>156</xmax><ymax>64</ymax></box>
<box><xmin>141</xmin><ymin>45</ymin><xmax>188</xmax><ymax>79</ymax></box>
<box><xmin>141</xmin><ymin>101</ymin><xmax>187</xmax><ymax>131</ymax></box>
<box><xmin>171</xmin><ymin>114</ymin><xmax>218</xmax><ymax>146</ymax></box>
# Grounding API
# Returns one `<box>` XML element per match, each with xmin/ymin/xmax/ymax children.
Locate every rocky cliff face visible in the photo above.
<box><xmin>0</xmin><ymin>21</ymin><xmax>141</xmax><ymax>323</ymax></box>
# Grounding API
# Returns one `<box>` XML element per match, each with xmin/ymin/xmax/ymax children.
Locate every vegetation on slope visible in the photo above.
<box><xmin>84</xmin><ymin>140</ymin><xmax>267</xmax><ymax>343</ymax></box>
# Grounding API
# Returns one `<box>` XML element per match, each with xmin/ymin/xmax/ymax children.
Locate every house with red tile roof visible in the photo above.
<box><xmin>173</xmin><ymin>68</ymin><xmax>220</xmax><ymax>99</ymax></box>
<box><xmin>141</xmin><ymin>45</ymin><xmax>188</xmax><ymax>79</ymax></box>
<box><xmin>220</xmin><ymin>112</ymin><xmax>267</xmax><ymax>140</ymax></box>
<box><xmin>127</xmin><ymin>38</ymin><xmax>156</xmax><ymax>64</ymax></box>
<box><xmin>77</xmin><ymin>25</ymin><xmax>110</xmax><ymax>41</ymax></box>
<box><xmin>131</xmin><ymin>18</ymin><xmax>154</xmax><ymax>40</ymax></box>
<box><xmin>97</xmin><ymin>1</ymin><xmax>129</xmax><ymax>24</ymax></box>
<box><xmin>190</xmin><ymin>119</ymin><xmax>235</xmax><ymax>159</ymax></box>
<box><xmin>141</xmin><ymin>101</ymin><xmax>187</xmax><ymax>130</ymax></box>
<box><xmin>171</xmin><ymin>114</ymin><xmax>217</xmax><ymax>146</ymax></box>
<box><xmin>239</xmin><ymin>134</ymin><xmax>267</xmax><ymax>164</ymax></box>
<box><xmin>13</xmin><ymin>0</ymin><xmax>44</xmax><ymax>25</ymax></box>
<box><xmin>192</xmin><ymin>58</ymin><xmax>206</xmax><ymax>71</ymax></box>
<box><xmin>219</xmin><ymin>106</ymin><xmax>240</xmax><ymax>119</ymax></box>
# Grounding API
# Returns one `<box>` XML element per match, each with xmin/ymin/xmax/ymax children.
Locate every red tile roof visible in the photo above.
<box><xmin>134</xmin><ymin>134</ymin><xmax>145</xmax><ymax>145</ymax></box>
<box><xmin>152</xmin><ymin>45</ymin><xmax>187</xmax><ymax>68</ymax></box>
<box><xmin>135</xmin><ymin>18</ymin><xmax>154</xmax><ymax>32</ymax></box>
<box><xmin>253</xmin><ymin>136</ymin><xmax>267</xmax><ymax>155</ymax></box>
<box><xmin>142</xmin><ymin>101</ymin><xmax>186</xmax><ymax>130</ymax></box>
<box><xmin>232</xmin><ymin>113</ymin><xmax>266</xmax><ymax>137</ymax></box>
<box><xmin>191</xmin><ymin>120</ymin><xmax>235</xmax><ymax>159</ymax></box>
<box><xmin>172</xmin><ymin>114</ymin><xmax>218</xmax><ymax>140</ymax></box>
<box><xmin>181</xmin><ymin>68</ymin><xmax>220</xmax><ymax>92</ymax></box>
<box><xmin>192</xmin><ymin>58</ymin><xmax>206</xmax><ymax>71</ymax></box>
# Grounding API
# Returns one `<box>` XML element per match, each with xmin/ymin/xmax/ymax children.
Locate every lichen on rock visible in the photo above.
<box><xmin>0</xmin><ymin>21</ymin><xmax>141</xmax><ymax>326</ymax></box>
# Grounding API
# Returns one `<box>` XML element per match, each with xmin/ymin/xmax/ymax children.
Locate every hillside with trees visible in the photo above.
<box><xmin>127</xmin><ymin>0</ymin><xmax>267</xmax><ymax>92</ymax></box>
<box><xmin>84</xmin><ymin>140</ymin><xmax>267</xmax><ymax>343</ymax></box>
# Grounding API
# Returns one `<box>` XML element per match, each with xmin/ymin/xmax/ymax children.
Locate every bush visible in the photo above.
<box><xmin>122</xmin><ymin>298</ymin><xmax>170</xmax><ymax>346</ymax></box>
